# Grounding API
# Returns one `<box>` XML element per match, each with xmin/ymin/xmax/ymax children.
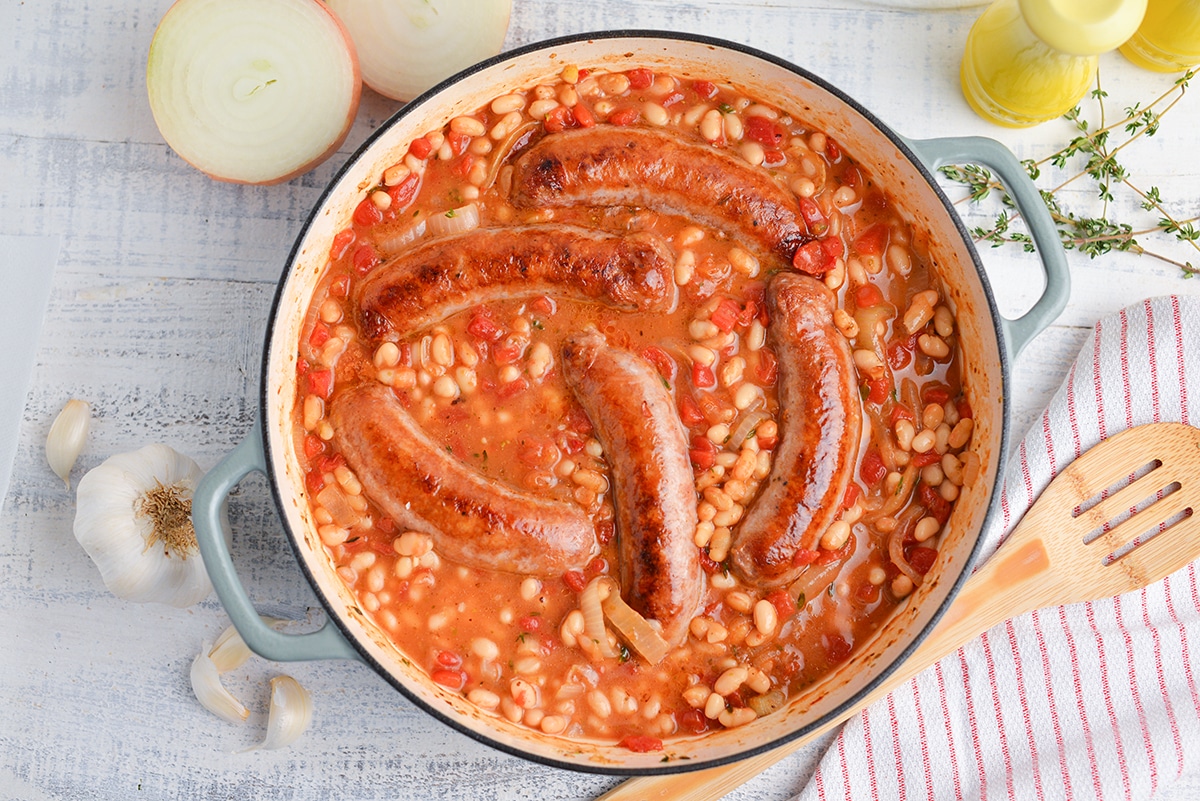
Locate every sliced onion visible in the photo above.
<box><xmin>888</xmin><ymin>506</ymin><xmax>926</xmax><ymax>586</ymax></box>
<box><xmin>374</xmin><ymin>217</ymin><xmax>427</xmax><ymax>257</ymax></box>
<box><xmin>729</xmin><ymin>409</ymin><xmax>771</xmax><ymax>449</ymax></box>
<box><xmin>787</xmin><ymin>561</ymin><xmax>840</xmax><ymax>608</ymax></box>
<box><xmin>579</xmin><ymin>577</ymin><xmax>618</xmax><ymax>658</ymax></box>
<box><xmin>426</xmin><ymin>203</ymin><xmax>480</xmax><ymax>238</ymax></box>
<box><xmin>147</xmin><ymin>0</ymin><xmax>361</xmax><ymax>185</ymax></box>
<box><xmin>598</xmin><ymin>578</ymin><xmax>671</xmax><ymax>665</ymax></box>
<box><xmin>316</xmin><ymin>484</ymin><xmax>360</xmax><ymax>528</ymax></box>
<box><xmin>747</xmin><ymin>689</ymin><xmax>787</xmax><ymax>717</ymax></box>
<box><xmin>870</xmin><ymin>463</ymin><xmax>919</xmax><ymax>521</ymax></box>
<box><xmin>326</xmin><ymin>0</ymin><xmax>511</xmax><ymax>102</ymax></box>
<box><xmin>481</xmin><ymin>121</ymin><xmax>540</xmax><ymax>190</ymax></box>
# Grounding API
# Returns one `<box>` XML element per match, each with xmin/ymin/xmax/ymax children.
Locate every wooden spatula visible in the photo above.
<box><xmin>600</xmin><ymin>422</ymin><xmax>1200</xmax><ymax>801</ymax></box>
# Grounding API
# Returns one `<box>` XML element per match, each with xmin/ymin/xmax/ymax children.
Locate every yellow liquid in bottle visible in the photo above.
<box><xmin>961</xmin><ymin>0</ymin><xmax>1098</xmax><ymax>127</ymax></box>
<box><xmin>1120</xmin><ymin>0</ymin><xmax>1200</xmax><ymax>71</ymax></box>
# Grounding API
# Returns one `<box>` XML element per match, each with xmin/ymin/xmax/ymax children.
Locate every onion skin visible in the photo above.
<box><xmin>146</xmin><ymin>0</ymin><xmax>362</xmax><ymax>185</ymax></box>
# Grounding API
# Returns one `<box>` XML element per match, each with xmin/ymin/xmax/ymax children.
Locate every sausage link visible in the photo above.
<box><xmin>730</xmin><ymin>273</ymin><xmax>862</xmax><ymax>587</ymax></box>
<box><xmin>562</xmin><ymin>331</ymin><xmax>703</xmax><ymax>647</ymax></box>
<box><xmin>329</xmin><ymin>384</ymin><xmax>597</xmax><ymax>576</ymax></box>
<box><xmin>357</xmin><ymin>224</ymin><xmax>676</xmax><ymax>340</ymax></box>
<box><xmin>510</xmin><ymin>127</ymin><xmax>811</xmax><ymax>267</ymax></box>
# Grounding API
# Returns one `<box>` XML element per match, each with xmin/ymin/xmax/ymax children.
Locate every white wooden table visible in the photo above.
<box><xmin>3</xmin><ymin>1</ymin><xmax>1198</xmax><ymax>799</ymax></box>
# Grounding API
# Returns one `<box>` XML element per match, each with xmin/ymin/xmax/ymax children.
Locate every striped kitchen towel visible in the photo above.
<box><xmin>794</xmin><ymin>295</ymin><xmax>1200</xmax><ymax>801</ymax></box>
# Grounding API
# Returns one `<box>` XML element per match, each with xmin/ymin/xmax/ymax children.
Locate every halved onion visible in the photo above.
<box><xmin>326</xmin><ymin>0</ymin><xmax>512</xmax><ymax>102</ymax></box>
<box><xmin>146</xmin><ymin>0</ymin><xmax>361</xmax><ymax>185</ymax></box>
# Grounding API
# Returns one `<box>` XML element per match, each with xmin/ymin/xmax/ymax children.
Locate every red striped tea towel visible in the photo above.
<box><xmin>794</xmin><ymin>295</ymin><xmax>1200</xmax><ymax>801</ymax></box>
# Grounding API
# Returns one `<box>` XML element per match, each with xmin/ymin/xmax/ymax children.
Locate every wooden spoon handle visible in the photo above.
<box><xmin>598</xmin><ymin>541</ymin><xmax>1050</xmax><ymax>801</ymax></box>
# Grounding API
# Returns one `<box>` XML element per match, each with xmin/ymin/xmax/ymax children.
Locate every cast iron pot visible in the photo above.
<box><xmin>192</xmin><ymin>31</ymin><xmax>1069</xmax><ymax>775</ymax></box>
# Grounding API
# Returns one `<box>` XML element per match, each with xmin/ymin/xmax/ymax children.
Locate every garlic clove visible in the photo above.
<box><xmin>242</xmin><ymin>675</ymin><xmax>313</xmax><ymax>752</ymax></box>
<box><xmin>46</xmin><ymin>399</ymin><xmax>91</xmax><ymax>488</ymax></box>
<box><xmin>208</xmin><ymin>618</ymin><xmax>286</xmax><ymax>673</ymax></box>
<box><xmin>191</xmin><ymin>643</ymin><xmax>250</xmax><ymax>724</ymax></box>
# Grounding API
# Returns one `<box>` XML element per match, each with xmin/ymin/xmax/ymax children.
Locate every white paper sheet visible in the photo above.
<box><xmin>0</xmin><ymin>235</ymin><xmax>60</xmax><ymax>514</ymax></box>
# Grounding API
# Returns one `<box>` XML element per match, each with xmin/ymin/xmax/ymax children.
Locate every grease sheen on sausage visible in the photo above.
<box><xmin>329</xmin><ymin>384</ymin><xmax>597</xmax><ymax>576</ymax></box>
<box><xmin>356</xmin><ymin>224</ymin><xmax>676</xmax><ymax>340</ymax></box>
<box><xmin>562</xmin><ymin>331</ymin><xmax>703</xmax><ymax>647</ymax></box>
<box><xmin>730</xmin><ymin>272</ymin><xmax>862</xmax><ymax>588</ymax></box>
<box><xmin>509</xmin><ymin>126</ymin><xmax>811</xmax><ymax>267</ymax></box>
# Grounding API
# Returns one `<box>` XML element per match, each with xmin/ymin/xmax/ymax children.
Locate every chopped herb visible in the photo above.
<box><xmin>618</xmin><ymin>644</ymin><xmax>631</xmax><ymax>663</ymax></box>
<box><xmin>448</xmin><ymin>188</ymin><xmax>463</xmax><ymax>205</ymax></box>
<box><xmin>796</xmin><ymin>592</ymin><xmax>807</xmax><ymax>608</ymax></box>
<box><xmin>445</xmin><ymin>208</ymin><xmax>457</xmax><ymax>218</ymax></box>
<box><xmin>718</xmin><ymin>102</ymin><xmax>735</xmax><ymax>114</ymax></box>
<box><xmin>660</xmin><ymin>376</ymin><xmax>671</xmax><ymax>391</ymax></box>
<box><xmin>531</xmin><ymin>319</ymin><xmax>544</xmax><ymax>330</ymax></box>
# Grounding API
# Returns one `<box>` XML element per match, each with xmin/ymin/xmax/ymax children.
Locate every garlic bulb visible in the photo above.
<box><xmin>46</xmin><ymin>399</ymin><xmax>91</xmax><ymax>487</ymax></box>
<box><xmin>243</xmin><ymin>675</ymin><xmax>313</xmax><ymax>752</ymax></box>
<box><xmin>73</xmin><ymin>443</ymin><xmax>217</xmax><ymax>608</ymax></box>
<box><xmin>191</xmin><ymin>643</ymin><xmax>250</xmax><ymax>724</ymax></box>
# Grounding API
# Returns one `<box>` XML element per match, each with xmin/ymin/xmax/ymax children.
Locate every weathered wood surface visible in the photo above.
<box><xmin>2</xmin><ymin>0</ymin><xmax>1198</xmax><ymax>799</ymax></box>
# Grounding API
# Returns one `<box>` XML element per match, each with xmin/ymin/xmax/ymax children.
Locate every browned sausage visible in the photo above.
<box><xmin>730</xmin><ymin>272</ymin><xmax>862</xmax><ymax>587</ymax></box>
<box><xmin>356</xmin><ymin>224</ymin><xmax>676</xmax><ymax>340</ymax></box>
<box><xmin>561</xmin><ymin>331</ymin><xmax>703</xmax><ymax>647</ymax></box>
<box><xmin>509</xmin><ymin>127</ymin><xmax>811</xmax><ymax>267</ymax></box>
<box><xmin>329</xmin><ymin>384</ymin><xmax>597</xmax><ymax>576</ymax></box>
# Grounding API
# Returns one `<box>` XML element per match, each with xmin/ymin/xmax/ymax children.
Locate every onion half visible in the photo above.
<box><xmin>327</xmin><ymin>0</ymin><xmax>512</xmax><ymax>102</ymax></box>
<box><xmin>147</xmin><ymin>0</ymin><xmax>361</xmax><ymax>185</ymax></box>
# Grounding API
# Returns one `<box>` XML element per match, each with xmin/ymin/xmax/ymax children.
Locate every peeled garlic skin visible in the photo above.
<box><xmin>46</xmin><ymin>399</ymin><xmax>90</xmax><ymax>487</ymax></box>
<box><xmin>73</xmin><ymin>444</ymin><xmax>212</xmax><ymax>608</ymax></box>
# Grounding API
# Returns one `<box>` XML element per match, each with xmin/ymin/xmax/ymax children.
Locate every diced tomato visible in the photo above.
<box><xmin>754</xmin><ymin>349</ymin><xmax>778</xmax><ymax>386</ymax></box>
<box><xmin>860</xmin><ymin>449</ymin><xmax>887</xmax><ymax>486</ymax></box>
<box><xmin>792</xmin><ymin>239</ymin><xmax>833</xmax><ymax>275</ymax></box>
<box><xmin>395</xmin><ymin>342</ymin><xmax>413</xmax><ymax>367</ymax></box>
<box><xmin>492</xmin><ymin>341</ymin><xmax>522</xmax><ymax>365</ymax></box>
<box><xmin>375</xmin><ymin>518</ymin><xmax>396</xmax><ymax>537</ymax></box>
<box><xmin>855</xmin><ymin>582</ymin><xmax>880</xmax><ymax>603</ymax></box>
<box><xmin>318</xmin><ymin>453</ymin><xmax>346</xmax><ymax>473</ymax></box>
<box><xmin>763</xmin><ymin>148</ymin><xmax>786</xmax><ymax>168</ymax></box>
<box><xmin>296</xmin><ymin>357</ymin><xmax>311</xmax><ymax>377</ymax></box>
<box><xmin>816</xmin><ymin>537</ymin><xmax>854</xmax><ymax>565</ymax></box>
<box><xmin>408</xmin><ymin>136</ymin><xmax>434</xmax><ymax>159</ymax></box>
<box><xmin>693</xmin><ymin>80</ymin><xmax>718</xmax><ymax>99</ymax></box>
<box><xmin>824</xmin><ymin>633</ymin><xmax>853</xmax><ymax>664</ymax></box>
<box><xmin>661</xmin><ymin>90</ymin><xmax>685</xmax><ymax>108</ymax></box>
<box><xmin>386</xmin><ymin>172</ymin><xmax>420</xmax><ymax>210</ymax></box>
<box><xmin>308</xmin><ymin>323</ymin><xmax>330</xmax><ymax>350</ymax></box>
<box><xmin>766</xmin><ymin>588</ymin><xmax>798</xmax><ymax>619</ymax></box>
<box><xmin>698</xmin><ymin>549</ymin><xmax>722</xmax><ymax>574</ymax></box>
<box><xmin>451</xmin><ymin>153</ymin><xmax>474</xmax><ymax>178</ymax></box>
<box><xmin>586</xmin><ymin>556</ymin><xmax>608</xmax><ymax>575</ymax></box>
<box><xmin>329</xmin><ymin>228</ymin><xmax>356</xmax><ymax>261</ymax></box>
<box><xmin>911</xmin><ymin>450</ymin><xmax>942</xmax><ymax>468</ymax></box>
<box><xmin>854</xmin><ymin>283</ymin><xmax>885</xmax><ymax>308</ymax></box>
<box><xmin>641</xmin><ymin>345</ymin><xmax>677</xmax><ymax>383</ymax></box>
<box><xmin>909</xmin><ymin>546</ymin><xmax>938</xmax><ymax>575</ymax></box>
<box><xmin>743</xmin><ymin>282</ymin><xmax>767</xmax><ymax>320</ymax></box>
<box><xmin>352</xmin><ymin>197</ymin><xmax>384</xmax><ymax>228</ymax></box>
<box><xmin>854</xmin><ymin>223</ymin><xmax>889</xmax><ymax>257</ymax></box>
<box><xmin>467</xmin><ymin>309</ymin><xmax>505</xmax><ymax>342</ymax></box>
<box><xmin>352</xmin><ymin>244</ymin><xmax>378</xmax><ymax>275</ymax></box>
<box><xmin>798</xmin><ymin>197</ymin><xmax>829</xmax><ymax>236</ymax></box>
<box><xmin>921</xmin><ymin>384</ymin><xmax>952</xmax><ymax>406</ymax></box>
<box><xmin>572</xmin><ymin>103</ymin><xmax>596</xmax><ymax>128</ymax></box>
<box><xmin>889</xmin><ymin>405</ymin><xmax>915</xmax><ymax>425</ymax></box>
<box><xmin>556</xmin><ymin>432</ymin><xmax>585</xmax><ymax>455</ymax></box>
<box><xmin>737</xmin><ymin>299</ymin><xmax>759</xmax><ymax>328</ymax></box>
<box><xmin>530</xmin><ymin>295</ymin><xmax>556</xmax><ymax>316</ymax></box>
<box><xmin>544</xmin><ymin>105</ymin><xmax>574</xmax><ymax>133</ymax></box>
<box><xmin>919</xmin><ymin>483</ymin><xmax>952</xmax><ymax>525</ymax></box>
<box><xmin>865</xmin><ymin>375</ymin><xmax>892</xmax><ymax>405</ymax></box>
<box><xmin>887</xmin><ymin>336</ymin><xmax>914</xmax><ymax>370</ymax></box>
<box><xmin>436</xmin><ymin>650</ymin><xmax>462</xmax><ymax>669</ymax></box>
<box><xmin>957</xmin><ymin>398</ymin><xmax>974</xmax><ymax>420</ymax></box>
<box><xmin>726</xmin><ymin>689</ymin><xmax>746</xmax><ymax>709</ymax></box>
<box><xmin>431</xmin><ymin>669</ymin><xmax>466</xmax><ymax>691</ymax></box>
<box><xmin>329</xmin><ymin>274</ymin><xmax>351</xmax><ymax>298</ymax></box>
<box><xmin>627</xmin><ymin>68</ymin><xmax>654</xmax><ymax>89</ymax></box>
<box><xmin>596</xmin><ymin>520</ymin><xmax>615</xmax><ymax>546</ymax></box>
<box><xmin>821</xmin><ymin>236</ymin><xmax>845</xmax><ymax>262</ymax></box>
<box><xmin>303</xmin><ymin>434</ymin><xmax>325</xmax><ymax>460</ymax></box>
<box><xmin>842</xmin><ymin>482</ymin><xmax>862</xmax><ymax>509</ymax></box>
<box><xmin>518</xmin><ymin>615</ymin><xmax>541</xmax><ymax>632</ymax></box>
<box><xmin>757</xmin><ymin>429</ymin><xmax>778</xmax><ymax>451</ymax></box>
<box><xmin>517</xmin><ymin>436</ymin><xmax>559</xmax><ymax>469</ymax></box>
<box><xmin>744</xmin><ymin>115</ymin><xmax>784</xmax><ymax>148</ymax></box>
<box><xmin>563</xmin><ymin>569</ymin><xmax>587</xmax><ymax>592</ymax></box>
<box><xmin>678</xmin><ymin>708</ymin><xmax>710</xmax><ymax>734</ymax></box>
<box><xmin>692</xmin><ymin>361</ymin><xmax>716</xmax><ymax>389</ymax></box>
<box><xmin>305</xmin><ymin>469</ymin><xmax>325</xmax><ymax>495</ymax></box>
<box><xmin>609</xmin><ymin>107</ymin><xmax>640</xmax><ymax>126</ymax></box>
<box><xmin>710</xmin><ymin>298</ymin><xmax>742</xmax><ymax>333</ymax></box>
<box><xmin>826</xmin><ymin>137</ymin><xmax>843</xmax><ymax>162</ymax></box>
<box><xmin>690</xmin><ymin>434</ymin><xmax>718</xmax><ymax>470</ymax></box>
<box><xmin>496</xmin><ymin>377</ymin><xmax>529</xmax><ymax>399</ymax></box>
<box><xmin>679</xmin><ymin>393</ymin><xmax>706</xmax><ymax>427</ymax></box>
<box><xmin>307</xmin><ymin>369</ymin><xmax>333</xmax><ymax>399</ymax></box>
<box><xmin>564</xmin><ymin>405</ymin><xmax>593</xmax><ymax>435</ymax></box>
<box><xmin>447</xmin><ymin>129</ymin><xmax>471</xmax><ymax>156</ymax></box>
<box><xmin>843</xmin><ymin>165</ymin><xmax>862</xmax><ymax>188</ymax></box>
<box><xmin>619</xmin><ymin>735</ymin><xmax>664</xmax><ymax>753</ymax></box>
<box><xmin>791</xmin><ymin>548</ymin><xmax>820</xmax><ymax>567</ymax></box>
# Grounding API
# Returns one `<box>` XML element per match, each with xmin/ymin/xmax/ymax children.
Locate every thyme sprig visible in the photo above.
<box><xmin>939</xmin><ymin>69</ymin><xmax>1198</xmax><ymax>278</ymax></box>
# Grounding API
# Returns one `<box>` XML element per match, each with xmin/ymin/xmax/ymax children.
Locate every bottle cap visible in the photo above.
<box><xmin>1019</xmin><ymin>0</ymin><xmax>1148</xmax><ymax>56</ymax></box>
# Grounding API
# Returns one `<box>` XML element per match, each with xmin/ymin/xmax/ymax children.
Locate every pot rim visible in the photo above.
<box><xmin>257</xmin><ymin>28</ymin><xmax>1012</xmax><ymax>775</ymax></box>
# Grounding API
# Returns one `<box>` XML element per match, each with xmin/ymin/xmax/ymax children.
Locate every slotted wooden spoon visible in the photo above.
<box><xmin>601</xmin><ymin>422</ymin><xmax>1200</xmax><ymax>801</ymax></box>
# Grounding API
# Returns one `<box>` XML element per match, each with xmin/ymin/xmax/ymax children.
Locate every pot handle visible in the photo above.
<box><xmin>193</xmin><ymin>421</ymin><xmax>359</xmax><ymax>663</ymax></box>
<box><xmin>902</xmin><ymin>135</ymin><xmax>1070</xmax><ymax>358</ymax></box>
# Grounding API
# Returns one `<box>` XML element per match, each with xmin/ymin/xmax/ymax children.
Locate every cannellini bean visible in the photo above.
<box><xmin>490</xmin><ymin>93</ymin><xmax>526</xmax><ymax>114</ymax></box>
<box><xmin>719</xmin><ymin>707</ymin><xmax>757</xmax><ymax>728</ymax></box>
<box><xmin>450</xmin><ymin>116</ymin><xmax>486</xmax><ymax>137</ymax></box>
<box><xmin>714</xmin><ymin>666</ymin><xmax>748</xmax><ymax>697</ymax></box>
<box><xmin>911</xmin><ymin>428</ymin><xmax>937</xmax><ymax>453</ymax></box>
<box><xmin>894</xmin><ymin>418</ymin><xmax>916</xmax><ymax>451</ymax></box>
<box><xmin>914</xmin><ymin>516</ymin><xmax>940</xmax><ymax>543</ymax></box>
<box><xmin>700</xmin><ymin>109</ymin><xmax>724</xmax><ymax>142</ymax></box>
<box><xmin>753</xmin><ymin>600</ymin><xmax>778</xmax><ymax>636</ymax></box>
<box><xmin>918</xmin><ymin>334</ymin><xmax>951</xmax><ymax>359</ymax></box>
<box><xmin>820</xmin><ymin>520</ymin><xmax>852</xmax><ymax>551</ymax></box>
<box><xmin>949</xmin><ymin>418</ymin><xmax>974</xmax><ymax>449</ymax></box>
<box><xmin>934</xmin><ymin>305</ymin><xmax>955</xmax><ymax>337</ymax></box>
